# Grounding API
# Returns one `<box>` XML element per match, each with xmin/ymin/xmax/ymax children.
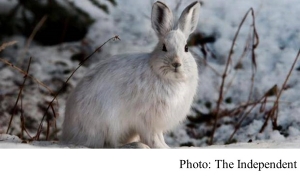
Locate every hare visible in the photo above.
<box><xmin>61</xmin><ymin>1</ymin><xmax>200</xmax><ymax>148</ymax></box>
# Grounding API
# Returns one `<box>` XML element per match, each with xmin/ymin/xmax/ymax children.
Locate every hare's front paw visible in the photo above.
<box><xmin>140</xmin><ymin>132</ymin><xmax>170</xmax><ymax>148</ymax></box>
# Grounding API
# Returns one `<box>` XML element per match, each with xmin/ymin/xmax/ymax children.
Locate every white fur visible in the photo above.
<box><xmin>61</xmin><ymin>1</ymin><xmax>201</xmax><ymax>148</ymax></box>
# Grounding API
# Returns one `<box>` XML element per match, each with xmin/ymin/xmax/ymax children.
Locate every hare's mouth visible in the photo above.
<box><xmin>172</xmin><ymin>67</ymin><xmax>186</xmax><ymax>79</ymax></box>
<box><xmin>157</xmin><ymin>64</ymin><xmax>185</xmax><ymax>80</ymax></box>
<box><xmin>173</xmin><ymin>67</ymin><xmax>182</xmax><ymax>73</ymax></box>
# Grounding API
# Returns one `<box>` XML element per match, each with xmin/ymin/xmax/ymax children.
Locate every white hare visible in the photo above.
<box><xmin>61</xmin><ymin>1</ymin><xmax>200</xmax><ymax>148</ymax></box>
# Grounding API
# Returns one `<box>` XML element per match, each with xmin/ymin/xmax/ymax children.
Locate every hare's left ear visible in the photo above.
<box><xmin>177</xmin><ymin>1</ymin><xmax>200</xmax><ymax>38</ymax></box>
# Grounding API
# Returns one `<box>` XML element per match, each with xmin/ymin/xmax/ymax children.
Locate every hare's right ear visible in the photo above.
<box><xmin>151</xmin><ymin>1</ymin><xmax>173</xmax><ymax>38</ymax></box>
<box><xmin>177</xmin><ymin>1</ymin><xmax>200</xmax><ymax>38</ymax></box>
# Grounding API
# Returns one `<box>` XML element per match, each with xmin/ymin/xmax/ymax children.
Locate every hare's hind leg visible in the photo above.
<box><xmin>157</xmin><ymin>132</ymin><xmax>170</xmax><ymax>148</ymax></box>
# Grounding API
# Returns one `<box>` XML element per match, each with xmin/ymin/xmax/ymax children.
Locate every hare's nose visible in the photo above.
<box><xmin>172</xmin><ymin>62</ymin><xmax>181</xmax><ymax>68</ymax></box>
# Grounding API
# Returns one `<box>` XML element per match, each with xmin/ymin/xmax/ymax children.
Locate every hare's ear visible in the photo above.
<box><xmin>177</xmin><ymin>1</ymin><xmax>200</xmax><ymax>38</ymax></box>
<box><xmin>151</xmin><ymin>1</ymin><xmax>173</xmax><ymax>38</ymax></box>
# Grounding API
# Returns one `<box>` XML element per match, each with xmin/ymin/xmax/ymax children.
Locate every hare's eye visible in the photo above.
<box><xmin>162</xmin><ymin>44</ymin><xmax>167</xmax><ymax>52</ymax></box>
<box><xmin>185</xmin><ymin>44</ymin><xmax>188</xmax><ymax>52</ymax></box>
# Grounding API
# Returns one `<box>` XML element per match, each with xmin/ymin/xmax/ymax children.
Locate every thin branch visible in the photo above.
<box><xmin>34</xmin><ymin>35</ymin><xmax>121</xmax><ymax>139</ymax></box>
<box><xmin>227</xmin><ymin>94</ymin><xmax>266</xmax><ymax>143</ymax></box>
<box><xmin>209</xmin><ymin>8</ymin><xmax>257</xmax><ymax>145</ymax></box>
<box><xmin>0</xmin><ymin>58</ymin><xmax>56</xmax><ymax>97</ymax></box>
<box><xmin>6</xmin><ymin>57</ymin><xmax>32</xmax><ymax>134</ymax></box>
<box><xmin>19</xmin><ymin>15</ymin><xmax>48</xmax><ymax>64</ymax></box>
<box><xmin>0</xmin><ymin>41</ymin><xmax>18</xmax><ymax>52</ymax></box>
<box><xmin>247</xmin><ymin>9</ymin><xmax>259</xmax><ymax>102</ymax></box>
<box><xmin>259</xmin><ymin>49</ymin><xmax>300</xmax><ymax>133</ymax></box>
<box><xmin>224</xmin><ymin>29</ymin><xmax>252</xmax><ymax>96</ymax></box>
<box><xmin>20</xmin><ymin>89</ymin><xmax>33</xmax><ymax>140</ymax></box>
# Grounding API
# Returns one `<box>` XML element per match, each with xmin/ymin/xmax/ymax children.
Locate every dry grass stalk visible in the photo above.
<box><xmin>213</xmin><ymin>83</ymin><xmax>280</xmax><ymax>142</ymax></box>
<box><xmin>227</xmin><ymin>93</ymin><xmax>267</xmax><ymax>143</ymax></box>
<box><xmin>209</xmin><ymin>8</ymin><xmax>258</xmax><ymax>145</ymax></box>
<box><xmin>0</xmin><ymin>41</ymin><xmax>18</xmax><ymax>52</ymax></box>
<box><xmin>34</xmin><ymin>35</ymin><xmax>121</xmax><ymax>140</ymax></box>
<box><xmin>19</xmin><ymin>15</ymin><xmax>48</xmax><ymax>65</ymax></box>
<box><xmin>0</xmin><ymin>58</ymin><xmax>56</xmax><ymax>98</ymax></box>
<box><xmin>247</xmin><ymin>9</ymin><xmax>259</xmax><ymax>102</ymax></box>
<box><xmin>259</xmin><ymin>49</ymin><xmax>300</xmax><ymax>133</ymax></box>
<box><xmin>223</xmin><ymin>28</ymin><xmax>252</xmax><ymax>96</ymax></box>
<box><xmin>6</xmin><ymin>57</ymin><xmax>32</xmax><ymax>134</ymax></box>
<box><xmin>20</xmin><ymin>88</ymin><xmax>33</xmax><ymax>140</ymax></box>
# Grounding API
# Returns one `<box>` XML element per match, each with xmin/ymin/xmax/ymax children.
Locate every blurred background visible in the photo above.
<box><xmin>0</xmin><ymin>0</ymin><xmax>300</xmax><ymax>147</ymax></box>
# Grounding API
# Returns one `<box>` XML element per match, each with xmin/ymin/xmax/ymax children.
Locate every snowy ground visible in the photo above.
<box><xmin>0</xmin><ymin>134</ymin><xmax>84</xmax><ymax>148</ymax></box>
<box><xmin>0</xmin><ymin>0</ymin><xmax>300</xmax><ymax>148</ymax></box>
<box><xmin>1</xmin><ymin>134</ymin><xmax>299</xmax><ymax>148</ymax></box>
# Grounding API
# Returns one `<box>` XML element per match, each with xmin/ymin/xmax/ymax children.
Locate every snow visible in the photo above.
<box><xmin>207</xmin><ymin>135</ymin><xmax>300</xmax><ymax>148</ymax></box>
<box><xmin>1</xmin><ymin>0</ymin><xmax>300</xmax><ymax>148</ymax></box>
<box><xmin>1</xmin><ymin>133</ymin><xmax>299</xmax><ymax>148</ymax></box>
<box><xmin>0</xmin><ymin>134</ymin><xmax>85</xmax><ymax>148</ymax></box>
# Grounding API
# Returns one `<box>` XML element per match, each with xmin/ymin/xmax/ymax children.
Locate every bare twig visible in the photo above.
<box><xmin>247</xmin><ymin>9</ymin><xmax>259</xmax><ymax>102</ymax></box>
<box><xmin>0</xmin><ymin>58</ymin><xmax>56</xmax><ymax>97</ymax></box>
<box><xmin>0</xmin><ymin>41</ymin><xmax>18</xmax><ymax>52</ymax></box>
<box><xmin>26</xmin><ymin>15</ymin><xmax>47</xmax><ymax>48</ymax></box>
<box><xmin>19</xmin><ymin>15</ymin><xmax>48</xmax><ymax>64</ymax></box>
<box><xmin>34</xmin><ymin>35</ymin><xmax>121</xmax><ymax>140</ymax></box>
<box><xmin>20</xmin><ymin>88</ymin><xmax>33</xmax><ymax>140</ymax></box>
<box><xmin>225</xmin><ymin>10</ymin><xmax>259</xmax><ymax>112</ymax></box>
<box><xmin>227</xmin><ymin>83</ymin><xmax>278</xmax><ymax>142</ymax></box>
<box><xmin>227</xmin><ymin>10</ymin><xmax>259</xmax><ymax>139</ymax></box>
<box><xmin>6</xmin><ymin>58</ymin><xmax>32</xmax><ymax>134</ymax></box>
<box><xmin>20</xmin><ymin>95</ymin><xmax>24</xmax><ymax>139</ymax></box>
<box><xmin>227</xmin><ymin>94</ymin><xmax>266</xmax><ymax>143</ymax></box>
<box><xmin>224</xmin><ymin>29</ymin><xmax>252</xmax><ymax>96</ymax></box>
<box><xmin>259</xmin><ymin>49</ymin><xmax>300</xmax><ymax>133</ymax></box>
<box><xmin>209</xmin><ymin>8</ymin><xmax>257</xmax><ymax>145</ymax></box>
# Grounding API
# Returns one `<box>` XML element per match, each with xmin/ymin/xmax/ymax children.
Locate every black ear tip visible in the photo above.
<box><xmin>154</xmin><ymin>1</ymin><xmax>169</xmax><ymax>9</ymax></box>
<box><xmin>184</xmin><ymin>1</ymin><xmax>200</xmax><ymax>13</ymax></box>
<box><xmin>190</xmin><ymin>1</ymin><xmax>201</xmax><ymax>8</ymax></box>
